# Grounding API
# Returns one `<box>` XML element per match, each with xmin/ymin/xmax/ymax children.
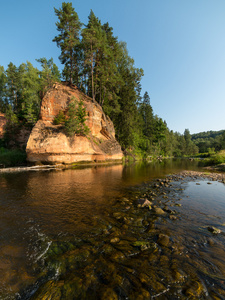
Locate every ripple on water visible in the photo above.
<box><xmin>0</xmin><ymin>163</ymin><xmax>225</xmax><ymax>298</ymax></box>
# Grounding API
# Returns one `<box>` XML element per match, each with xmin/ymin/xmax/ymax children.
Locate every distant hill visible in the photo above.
<box><xmin>192</xmin><ymin>130</ymin><xmax>225</xmax><ymax>140</ymax></box>
<box><xmin>191</xmin><ymin>130</ymin><xmax>225</xmax><ymax>153</ymax></box>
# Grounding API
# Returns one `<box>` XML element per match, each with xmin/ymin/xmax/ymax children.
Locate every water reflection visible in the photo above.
<box><xmin>0</xmin><ymin>165</ymin><xmax>126</xmax><ymax>236</ymax></box>
<box><xmin>0</xmin><ymin>159</ymin><xmax>214</xmax><ymax>298</ymax></box>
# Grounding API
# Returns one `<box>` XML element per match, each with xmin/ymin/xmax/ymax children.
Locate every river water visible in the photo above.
<box><xmin>0</xmin><ymin>159</ymin><xmax>225</xmax><ymax>299</ymax></box>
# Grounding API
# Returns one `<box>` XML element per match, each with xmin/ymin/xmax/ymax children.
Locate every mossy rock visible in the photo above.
<box><xmin>157</xmin><ymin>234</ymin><xmax>170</xmax><ymax>247</ymax></box>
<box><xmin>133</xmin><ymin>241</ymin><xmax>157</xmax><ymax>251</ymax></box>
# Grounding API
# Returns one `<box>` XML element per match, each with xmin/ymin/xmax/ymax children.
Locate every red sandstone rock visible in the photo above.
<box><xmin>26</xmin><ymin>83</ymin><xmax>123</xmax><ymax>163</ymax></box>
<box><xmin>0</xmin><ymin>113</ymin><xmax>7</xmax><ymax>139</ymax></box>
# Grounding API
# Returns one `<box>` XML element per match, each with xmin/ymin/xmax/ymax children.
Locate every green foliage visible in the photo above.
<box><xmin>64</xmin><ymin>99</ymin><xmax>89</xmax><ymax>137</ymax></box>
<box><xmin>5</xmin><ymin>105</ymin><xmax>19</xmax><ymax>127</ymax></box>
<box><xmin>0</xmin><ymin>148</ymin><xmax>27</xmax><ymax>167</ymax></box>
<box><xmin>53</xmin><ymin>110</ymin><xmax>66</xmax><ymax>125</ymax></box>
<box><xmin>191</xmin><ymin>130</ymin><xmax>225</xmax><ymax>153</ymax></box>
<box><xmin>36</xmin><ymin>57</ymin><xmax>61</xmax><ymax>94</ymax></box>
<box><xmin>204</xmin><ymin>151</ymin><xmax>225</xmax><ymax>165</ymax></box>
<box><xmin>211</xmin><ymin>154</ymin><xmax>225</xmax><ymax>164</ymax></box>
<box><xmin>53</xmin><ymin>2</ymin><xmax>82</xmax><ymax>85</ymax></box>
<box><xmin>0</xmin><ymin>58</ymin><xmax>61</xmax><ymax>130</ymax></box>
<box><xmin>0</xmin><ymin>61</ymin><xmax>41</xmax><ymax>125</ymax></box>
<box><xmin>2</xmin><ymin>3</ymin><xmax>220</xmax><ymax>161</ymax></box>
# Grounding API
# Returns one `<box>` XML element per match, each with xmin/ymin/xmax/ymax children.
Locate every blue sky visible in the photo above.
<box><xmin>1</xmin><ymin>0</ymin><xmax>225</xmax><ymax>134</ymax></box>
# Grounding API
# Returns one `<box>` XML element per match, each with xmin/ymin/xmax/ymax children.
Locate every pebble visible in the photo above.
<box><xmin>153</xmin><ymin>207</ymin><xmax>165</xmax><ymax>215</ymax></box>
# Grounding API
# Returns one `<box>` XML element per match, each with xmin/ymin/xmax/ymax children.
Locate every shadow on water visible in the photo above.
<box><xmin>0</xmin><ymin>159</ymin><xmax>224</xmax><ymax>299</ymax></box>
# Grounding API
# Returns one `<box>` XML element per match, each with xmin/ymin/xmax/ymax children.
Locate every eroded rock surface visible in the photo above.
<box><xmin>0</xmin><ymin>113</ymin><xmax>7</xmax><ymax>139</ymax></box>
<box><xmin>26</xmin><ymin>83</ymin><xmax>123</xmax><ymax>164</ymax></box>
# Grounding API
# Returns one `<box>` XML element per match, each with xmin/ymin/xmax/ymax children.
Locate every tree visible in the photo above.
<box><xmin>65</xmin><ymin>99</ymin><xmax>89</xmax><ymax>137</ymax></box>
<box><xmin>6</xmin><ymin>62</ymin><xmax>18</xmax><ymax>109</ymax></box>
<box><xmin>81</xmin><ymin>10</ymin><xmax>103</xmax><ymax>100</ymax></box>
<box><xmin>139</xmin><ymin>92</ymin><xmax>154</xmax><ymax>141</ymax></box>
<box><xmin>99</xmin><ymin>22</ymin><xmax>123</xmax><ymax>114</ymax></box>
<box><xmin>53</xmin><ymin>2</ymin><xmax>82</xmax><ymax>85</ymax></box>
<box><xmin>17</xmin><ymin>62</ymin><xmax>41</xmax><ymax>124</ymax></box>
<box><xmin>114</xmin><ymin>42</ymin><xmax>144</xmax><ymax>149</ymax></box>
<box><xmin>36</xmin><ymin>57</ymin><xmax>61</xmax><ymax>95</ymax></box>
<box><xmin>183</xmin><ymin>128</ymin><xmax>198</xmax><ymax>155</ymax></box>
<box><xmin>220</xmin><ymin>132</ymin><xmax>225</xmax><ymax>150</ymax></box>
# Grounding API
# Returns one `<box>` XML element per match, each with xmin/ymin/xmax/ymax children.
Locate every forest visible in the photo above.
<box><xmin>0</xmin><ymin>2</ymin><xmax>224</xmax><ymax>159</ymax></box>
<box><xmin>191</xmin><ymin>130</ymin><xmax>225</xmax><ymax>154</ymax></box>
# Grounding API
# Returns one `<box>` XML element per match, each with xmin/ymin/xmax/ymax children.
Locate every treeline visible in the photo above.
<box><xmin>192</xmin><ymin>130</ymin><xmax>225</xmax><ymax>153</ymax></box>
<box><xmin>0</xmin><ymin>59</ymin><xmax>60</xmax><ymax>126</ymax></box>
<box><xmin>0</xmin><ymin>2</ymin><xmax>202</xmax><ymax>157</ymax></box>
<box><xmin>51</xmin><ymin>2</ymin><xmax>200</xmax><ymax>157</ymax></box>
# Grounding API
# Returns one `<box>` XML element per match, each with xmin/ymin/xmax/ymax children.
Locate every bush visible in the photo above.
<box><xmin>65</xmin><ymin>99</ymin><xmax>89</xmax><ymax>137</ymax></box>
<box><xmin>0</xmin><ymin>148</ymin><xmax>27</xmax><ymax>167</ymax></box>
<box><xmin>53</xmin><ymin>110</ymin><xmax>66</xmax><ymax>125</ymax></box>
<box><xmin>204</xmin><ymin>151</ymin><xmax>225</xmax><ymax>165</ymax></box>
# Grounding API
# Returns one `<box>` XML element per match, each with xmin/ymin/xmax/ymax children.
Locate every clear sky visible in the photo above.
<box><xmin>1</xmin><ymin>0</ymin><xmax>225</xmax><ymax>134</ymax></box>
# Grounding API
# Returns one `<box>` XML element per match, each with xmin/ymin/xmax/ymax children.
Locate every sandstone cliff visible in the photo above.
<box><xmin>0</xmin><ymin>113</ymin><xmax>7</xmax><ymax>139</ymax></box>
<box><xmin>26</xmin><ymin>83</ymin><xmax>123</xmax><ymax>164</ymax></box>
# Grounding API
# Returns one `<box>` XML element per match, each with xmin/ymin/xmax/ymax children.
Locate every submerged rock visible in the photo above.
<box><xmin>207</xmin><ymin>226</ymin><xmax>221</xmax><ymax>234</ymax></box>
<box><xmin>153</xmin><ymin>207</ymin><xmax>166</xmax><ymax>215</ymax></box>
<box><xmin>157</xmin><ymin>234</ymin><xmax>170</xmax><ymax>247</ymax></box>
<box><xmin>137</xmin><ymin>198</ymin><xmax>152</xmax><ymax>208</ymax></box>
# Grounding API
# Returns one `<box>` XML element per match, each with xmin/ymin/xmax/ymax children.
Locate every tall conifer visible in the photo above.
<box><xmin>53</xmin><ymin>2</ymin><xmax>81</xmax><ymax>85</ymax></box>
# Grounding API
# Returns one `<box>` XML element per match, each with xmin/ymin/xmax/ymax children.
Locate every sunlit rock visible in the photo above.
<box><xmin>26</xmin><ymin>82</ymin><xmax>123</xmax><ymax>164</ymax></box>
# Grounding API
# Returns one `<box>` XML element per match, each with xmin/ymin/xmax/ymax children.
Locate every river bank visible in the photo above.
<box><xmin>17</xmin><ymin>169</ymin><xmax>225</xmax><ymax>299</ymax></box>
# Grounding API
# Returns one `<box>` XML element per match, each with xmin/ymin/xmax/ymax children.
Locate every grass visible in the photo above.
<box><xmin>0</xmin><ymin>148</ymin><xmax>27</xmax><ymax>167</ymax></box>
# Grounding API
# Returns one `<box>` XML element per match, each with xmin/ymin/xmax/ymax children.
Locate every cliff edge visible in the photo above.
<box><xmin>26</xmin><ymin>83</ymin><xmax>123</xmax><ymax>164</ymax></box>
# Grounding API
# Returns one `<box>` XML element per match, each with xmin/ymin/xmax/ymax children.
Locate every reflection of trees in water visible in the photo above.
<box><xmin>22</xmin><ymin>165</ymin><xmax>124</xmax><ymax>233</ymax></box>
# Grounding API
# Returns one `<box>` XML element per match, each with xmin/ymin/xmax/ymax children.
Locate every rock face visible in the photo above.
<box><xmin>0</xmin><ymin>113</ymin><xmax>7</xmax><ymax>139</ymax></box>
<box><xmin>26</xmin><ymin>83</ymin><xmax>123</xmax><ymax>164</ymax></box>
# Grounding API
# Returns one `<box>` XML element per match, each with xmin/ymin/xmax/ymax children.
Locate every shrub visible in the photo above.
<box><xmin>0</xmin><ymin>148</ymin><xmax>27</xmax><ymax>167</ymax></box>
<box><xmin>204</xmin><ymin>150</ymin><xmax>225</xmax><ymax>165</ymax></box>
<box><xmin>53</xmin><ymin>110</ymin><xmax>66</xmax><ymax>125</ymax></box>
<box><xmin>65</xmin><ymin>99</ymin><xmax>89</xmax><ymax>137</ymax></box>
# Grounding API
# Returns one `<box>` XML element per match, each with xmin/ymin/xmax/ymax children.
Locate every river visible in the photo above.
<box><xmin>0</xmin><ymin>159</ymin><xmax>225</xmax><ymax>299</ymax></box>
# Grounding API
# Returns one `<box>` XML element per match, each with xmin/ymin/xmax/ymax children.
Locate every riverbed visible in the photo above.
<box><xmin>0</xmin><ymin>159</ymin><xmax>225</xmax><ymax>299</ymax></box>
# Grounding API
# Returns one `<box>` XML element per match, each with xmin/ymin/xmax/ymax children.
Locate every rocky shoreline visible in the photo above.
<box><xmin>20</xmin><ymin>169</ymin><xmax>225</xmax><ymax>299</ymax></box>
<box><xmin>169</xmin><ymin>169</ymin><xmax>225</xmax><ymax>183</ymax></box>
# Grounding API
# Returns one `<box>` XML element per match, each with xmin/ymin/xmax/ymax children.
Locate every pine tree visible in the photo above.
<box><xmin>139</xmin><ymin>92</ymin><xmax>154</xmax><ymax>140</ymax></box>
<box><xmin>65</xmin><ymin>99</ymin><xmax>89</xmax><ymax>136</ymax></box>
<box><xmin>36</xmin><ymin>57</ymin><xmax>61</xmax><ymax>94</ymax></box>
<box><xmin>99</xmin><ymin>22</ymin><xmax>122</xmax><ymax>115</ymax></box>
<box><xmin>53</xmin><ymin>2</ymin><xmax>81</xmax><ymax>85</ymax></box>
<box><xmin>6</xmin><ymin>62</ymin><xmax>18</xmax><ymax>109</ymax></box>
<box><xmin>81</xmin><ymin>10</ymin><xmax>103</xmax><ymax>100</ymax></box>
